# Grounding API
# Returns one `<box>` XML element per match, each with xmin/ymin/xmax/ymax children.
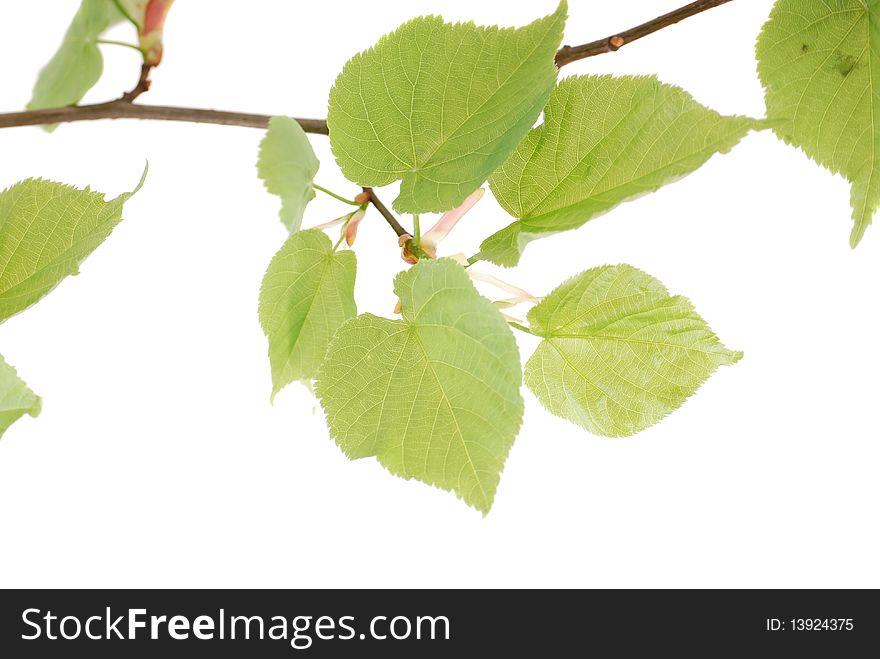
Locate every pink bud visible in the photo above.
<box><xmin>140</xmin><ymin>0</ymin><xmax>175</xmax><ymax>66</ymax></box>
<box><xmin>344</xmin><ymin>209</ymin><xmax>366</xmax><ymax>247</ymax></box>
<box><xmin>421</xmin><ymin>188</ymin><xmax>484</xmax><ymax>257</ymax></box>
<box><xmin>398</xmin><ymin>234</ymin><xmax>418</xmax><ymax>264</ymax></box>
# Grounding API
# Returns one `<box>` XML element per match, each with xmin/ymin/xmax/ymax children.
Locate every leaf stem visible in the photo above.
<box><xmin>412</xmin><ymin>214</ymin><xmax>421</xmax><ymax>242</ymax></box>
<box><xmin>332</xmin><ymin>233</ymin><xmax>346</xmax><ymax>252</ymax></box>
<box><xmin>508</xmin><ymin>321</ymin><xmax>538</xmax><ymax>336</ymax></box>
<box><xmin>97</xmin><ymin>39</ymin><xmax>146</xmax><ymax>55</ymax></box>
<box><xmin>314</xmin><ymin>184</ymin><xmax>361</xmax><ymax>206</ymax></box>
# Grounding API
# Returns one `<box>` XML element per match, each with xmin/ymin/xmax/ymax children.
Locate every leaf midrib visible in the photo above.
<box><xmin>412</xmin><ymin>14</ymin><xmax>561</xmax><ymax>170</ymax></box>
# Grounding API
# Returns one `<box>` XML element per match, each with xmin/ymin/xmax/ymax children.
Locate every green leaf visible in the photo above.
<box><xmin>0</xmin><ymin>355</ymin><xmax>41</xmax><ymax>440</ymax></box>
<box><xmin>757</xmin><ymin>0</ymin><xmax>880</xmax><ymax>247</ymax></box>
<box><xmin>28</xmin><ymin>0</ymin><xmax>126</xmax><ymax>128</ymax></box>
<box><xmin>257</xmin><ymin>116</ymin><xmax>321</xmax><ymax>232</ymax></box>
<box><xmin>259</xmin><ymin>229</ymin><xmax>356</xmax><ymax>399</ymax></box>
<box><xmin>524</xmin><ymin>264</ymin><xmax>741</xmax><ymax>438</ymax></box>
<box><xmin>0</xmin><ymin>167</ymin><xmax>146</xmax><ymax>324</ymax></box>
<box><xmin>316</xmin><ymin>259</ymin><xmax>523</xmax><ymax>513</ymax></box>
<box><xmin>477</xmin><ymin>75</ymin><xmax>758</xmax><ymax>266</ymax></box>
<box><xmin>327</xmin><ymin>1</ymin><xmax>567</xmax><ymax>214</ymax></box>
<box><xmin>116</xmin><ymin>1</ymin><xmax>146</xmax><ymax>28</ymax></box>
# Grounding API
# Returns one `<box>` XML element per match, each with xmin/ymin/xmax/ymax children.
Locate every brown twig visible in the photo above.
<box><xmin>0</xmin><ymin>55</ymin><xmax>330</xmax><ymax>133</ymax></box>
<box><xmin>0</xmin><ymin>0</ymin><xmax>734</xmax><ymax>134</ymax></box>
<box><xmin>363</xmin><ymin>187</ymin><xmax>407</xmax><ymax>236</ymax></box>
<box><xmin>0</xmin><ymin>0</ymin><xmax>733</xmax><ymax>246</ymax></box>
<box><xmin>362</xmin><ymin>187</ymin><xmax>432</xmax><ymax>260</ymax></box>
<box><xmin>120</xmin><ymin>64</ymin><xmax>153</xmax><ymax>102</ymax></box>
<box><xmin>555</xmin><ymin>0</ymin><xmax>734</xmax><ymax>67</ymax></box>
<box><xmin>0</xmin><ymin>101</ymin><xmax>329</xmax><ymax>133</ymax></box>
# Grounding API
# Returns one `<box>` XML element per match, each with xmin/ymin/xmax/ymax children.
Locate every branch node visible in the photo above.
<box><xmin>121</xmin><ymin>64</ymin><xmax>153</xmax><ymax>103</ymax></box>
<box><xmin>554</xmin><ymin>0</ymin><xmax>733</xmax><ymax>67</ymax></box>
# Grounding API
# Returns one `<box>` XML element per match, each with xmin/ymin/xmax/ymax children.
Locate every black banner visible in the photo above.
<box><xmin>0</xmin><ymin>589</ymin><xmax>876</xmax><ymax>656</ymax></box>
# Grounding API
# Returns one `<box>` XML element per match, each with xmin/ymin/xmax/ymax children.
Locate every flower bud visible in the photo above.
<box><xmin>421</xmin><ymin>188</ymin><xmax>484</xmax><ymax>258</ymax></box>
<box><xmin>119</xmin><ymin>0</ymin><xmax>175</xmax><ymax>66</ymax></box>
<box><xmin>399</xmin><ymin>234</ymin><xmax>419</xmax><ymax>264</ymax></box>
<box><xmin>344</xmin><ymin>209</ymin><xmax>367</xmax><ymax>246</ymax></box>
<box><xmin>141</xmin><ymin>0</ymin><xmax>175</xmax><ymax>65</ymax></box>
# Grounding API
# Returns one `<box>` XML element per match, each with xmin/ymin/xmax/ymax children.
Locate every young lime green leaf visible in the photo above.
<box><xmin>525</xmin><ymin>264</ymin><xmax>741</xmax><ymax>438</ymax></box>
<box><xmin>316</xmin><ymin>259</ymin><xmax>523</xmax><ymax>513</ymax></box>
<box><xmin>259</xmin><ymin>229</ymin><xmax>356</xmax><ymax>399</ymax></box>
<box><xmin>477</xmin><ymin>75</ymin><xmax>758</xmax><ymax>266</ymax></box>
<box><xmin>0</xmin><ymin>167</ymin><xmax>147</xmax><ymax>324</ymax></box>
<box><xmin>757</xmin><ymin>0</ymin><xmax>879</xmax><ymax>247</ymax></box>
<box><xmin>327</xmin><ymin>1</ymin><xmax>567</xmax><ymax>215</ymax></box>
<box><xmin>257</xmin><ymin>116</ymin><xmax>321</xmax><ymax>232</ymax></box>
<box><xmin>0</xmin><ymin>355</ymin><xmax>41</xmax><ymax>440</ymax></box>
<box><xmin>28</xmin><ymin>0</ymin><xmax>126</xmax><ymax>128</ymax></box>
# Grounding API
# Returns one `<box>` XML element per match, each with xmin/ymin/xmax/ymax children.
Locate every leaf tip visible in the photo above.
<box><xmin>849</xmin><ymin>214</ymin><xmax>870</xmax><ymax>248</ymax></box>
<box><xmin>133</xmin><ymin>160</ymin><xmax>150</xmax><ymax>196</ymax></box>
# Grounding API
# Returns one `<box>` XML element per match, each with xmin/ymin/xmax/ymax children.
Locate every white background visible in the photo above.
<box><xmin>0</xmin><ymin>1</ymin><xmax>877</xmax><ymax>588</ymax></box>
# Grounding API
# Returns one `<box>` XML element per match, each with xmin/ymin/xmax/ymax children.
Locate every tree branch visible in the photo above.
<box><xmin>0</xmin><ymin>60</ymin><xmax>329</xmax><ymax>132</ymax></box>
<box><xmin>0</xmin><ymin>0</ymin><xmax>734</xmax><ymax>247</ymax></box>
<box><xmin>555</xmin><ymin>0</ymin><xmax>734</xmax><ymax>67</ymax></box>
<box><xmin>0</xmin><ymin>0</ymin><xmax>733</xmax><ymax>133</ymax></box>
<box><xmin>120</xmin><ymin>64</ymin><xmax>153</xmax><ymax>103</ymax></box>
<box><xmin>362</xmin><ymin>188</ymin><xmax>407</xmax><ymax>238</ymax></box>
<box><xmin>0</xmin><ymin>100</ymin><xmax>329</xmax><ymax>133</ymax></box>
<box><xmin>362</xmin><ymin>187</ymin><xmax>432</xmax><ymax>261</ymax></box>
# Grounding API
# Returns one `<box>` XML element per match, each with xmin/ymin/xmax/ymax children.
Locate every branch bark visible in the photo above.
<box><xmin>120</xmin><ymin>64</ymin><xmax>154</xmax><ymax>102</ymax></box>
<box><xmin>555</xmin><ymin>0</ymin><xmax>734</xmax><ymax>67</ymax></box>
<box><xmin>0</xmin><ymin>0</ymin><xmax>734</xmax><ymax>245</ymax></box>
<box><xmin>0</xmin><ymin>0</ymin><xmax>734</xmax><ymax>134</ymax></box>
<box><xmin>0</xmin><ymin>100</ymin><xmax>329</xmax><ymax>133</ymax></box>
<box><xmin>362</xmin><ymin>188</ymin><xmax>407</xmax><ymax>238</ymax></box>
<box><xmin>362</xmin><ymin>187</ymin><xmax>431</xmax><ymax>260</ymax></box>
